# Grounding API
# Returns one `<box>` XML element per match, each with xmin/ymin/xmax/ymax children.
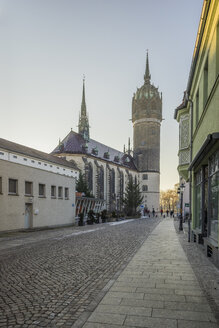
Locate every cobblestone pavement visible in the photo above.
<box><xmin>0</xmin><ymin>218</ymin><xmax>161</xmax><ymax>327</ymax></box>
<box><xmin>79</xmin><ymin>218</ymin><xmax>219</xmax><ymax>328</ymax></box>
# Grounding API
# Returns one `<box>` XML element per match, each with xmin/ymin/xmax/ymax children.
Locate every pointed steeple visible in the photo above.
<box><xmin>81</xmin><ymin>77</ymin><xmax>87</xmax><ymax>116</ymax></box>
<box><xmin>128</xmin><ymin>137</ymin><xmax>130</xmax><ymax>155</ymax></box>
<box><xmin>144</xmin><ymin>50</ymin><xmax>151</xmax><ymax>84</ymax></box>
<box><xmin>78</xmin><ymin>77</ymin><xmax>90</xmax><ymax>141</ymax></box>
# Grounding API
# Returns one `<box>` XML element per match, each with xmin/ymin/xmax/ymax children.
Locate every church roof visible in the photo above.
<box><xmin>52</xmin><ymin>130</ymin><xmax>137</xmax><ymax>171</ymax></box>
<box><xmin>0</xmin><ymin>138</ymin><xmax>79</xmax><ymax>170</ymax></box>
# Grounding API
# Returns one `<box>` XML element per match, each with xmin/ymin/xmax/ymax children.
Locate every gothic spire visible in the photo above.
<box><xmin>81</xmin><ymin>77</ymin><xmax>86</xmax><ymax>116</ymax></box>
<box><xmin>128</xmin><ymin>137</ymin><xmax>130</xmax><ymax>155</ymax></box>
<box><xmin>78</xmin><ymin>77</ymin><xmax>89</xmax><ymax>141</ymax></box>
<box><xmin>144</xmin><ymin>50</ymin><xmax>151</xmax><ymax>84</ymax></box>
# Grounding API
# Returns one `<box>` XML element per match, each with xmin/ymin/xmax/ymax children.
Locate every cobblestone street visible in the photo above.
<box><xmin>0</xmin><ymin>218</ymin><xmax>161</xmax><ymax>327</ymax></box>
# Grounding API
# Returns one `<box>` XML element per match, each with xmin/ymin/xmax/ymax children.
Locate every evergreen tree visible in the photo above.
<box><xmin>123</xmin><ymin>180</ymin><xmax>143</xmax><ymax>216</ymax></box>
<box><xmin>76</xmin><ymin>171</ymin><xmax>90</xmax><ymax>196</ymax></box>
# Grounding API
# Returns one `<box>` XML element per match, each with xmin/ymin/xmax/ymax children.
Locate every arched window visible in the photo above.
<box><xmin>88</xmin><ymin>163</ymin><xmax>93</xmax><ymax>193</ymax></box>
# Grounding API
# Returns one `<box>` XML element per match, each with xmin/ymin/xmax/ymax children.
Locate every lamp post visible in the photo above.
<box><xmin>178</xmin><ymin>183</ymin><xmax>185</xmax><ymax>231</ymax></box>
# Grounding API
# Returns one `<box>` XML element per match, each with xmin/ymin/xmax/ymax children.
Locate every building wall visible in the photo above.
<box><xmin>63</xmin><ymin>154</ymin><xmax>138</xmax><ymax>211</ymax></box>
<box><xmin>191</xmin><ymin>2</ymin><xmax>219</xmax><ymax>157</ymax></box>
<box><xmin>0</xmin><ymin>160</ymin><xmax>76</xmax><ymax>231</ymax></box>
<box><xmin>133</xmin><ymin>119</ymin><xmax>160</xmax><ymax>172</ymax></box>
<box><xmin>140</xmin><ymin>172</ymin><xmax>160</xmax><ymax>212</ymax></box>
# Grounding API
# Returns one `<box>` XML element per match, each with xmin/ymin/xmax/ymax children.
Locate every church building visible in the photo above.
<box><xmin>52</xmin><ymin>52</ymin><xmax>162</xmax><ymax>214</ymax></box>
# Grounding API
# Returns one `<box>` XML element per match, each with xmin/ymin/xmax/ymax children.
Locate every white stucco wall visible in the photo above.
<box><xmin>140</xmin><ymin>172</ymin><xmax>160</xmax><ymax>212</ymax></box>
<box><xmin>0</xmin><ymin>159</ymin><xmax>76</xmax><ymax>232</ymax></box>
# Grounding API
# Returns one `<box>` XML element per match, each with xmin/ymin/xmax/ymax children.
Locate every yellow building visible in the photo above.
<box><xmin>175</xmin><ymin>0</ymin><xmax>219</xmax><ymax>265</ymax></box>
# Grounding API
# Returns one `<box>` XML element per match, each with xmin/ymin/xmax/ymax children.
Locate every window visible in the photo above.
<box><xmin>25</xmin><ymin>181</ymin><xmax>33</xmax><ymax>196</ymax></box>
<box><xmin>195</xmin><ymin>169</ymin><xmax>202</xmax><ymax>229</ymax></box>
<box><xmin>203</xmin><ymin>58</ymin><xmax>208</xmax><ymax>106</ymax></box>
<box><xmin>38</xmin><ymin>162</ymin><xmax>41</xmax><ymax>165</ymax></box>
<box><xmin>9</xmin><ymin>179</ymin><xmax>18</xmax><ymax>195</ymax></box>
<box><xmin>39</xmin><ymin>184</ymin><xmax>45</xmax><ymax>197</ymax></box>
<box><xmin>0</xmin><ymin>152</ymin><xmax>4</xmax><ymax>155</ymax></box>
<box><xmin>65</xmin><ymin>187</ymin><xmax>69</xmax><ymax>199</ymax></box>
<box><xmin>51</xmin><ymin>185</ymin><xmax>56</xmax><ymax>198</ymax></box>
<box><xmin>23</xmin><ymin>158</ymin><xmax>27</xmax><ymax>161</ymax></box>
<box><xmin>31</xmin><ymin>160</ymin><xmax>35</xmax><ymax>163</ymax></box>
<box><xmin>13</xmin><ymin>155</ymin><xmax>17</xmax><ymax>159</ymax></box>
<box><xmin>44</xmin><ymin>163</ymin><xmax>47</xmax><ymax>166</ymax></box>
<box><xmin>0</xmin><ymin>177</ymin><xmax>2</xmax><ymax>194</ymax></box>
<box><xmin>142</xmin><ymin>185</ymin><xmax>148</xmax><ymax>192</ymax></box>
<box><xmin>58</xmin><ymin>186</ymin><xmax>63</xmax><ymax>199</ymax></box>
<box><xmin>143</xmin><ymin>174</ymin><xmax>148</xmax><ymax>180</ymax></box>
<box><xmin>195</xmin><ymin>91</ymin><xmax>199</xmax><ymax>127</ymax></box>
<box><xmin>209</xmin><ymin>151</ymin><xmax>219</xmax><ymax>241</ymax></box>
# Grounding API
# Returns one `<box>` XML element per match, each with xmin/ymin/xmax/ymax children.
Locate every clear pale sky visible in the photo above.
<box><xmin>0</xmin><ymin>0</ymin><xmax>203</xmax><ymax>190</ymax></box>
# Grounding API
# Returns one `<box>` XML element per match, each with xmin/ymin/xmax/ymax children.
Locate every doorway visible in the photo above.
<box><xmin>25</xmin><ymin>203</ymin><xmax>33</xmax><ymax>229</ymax></box>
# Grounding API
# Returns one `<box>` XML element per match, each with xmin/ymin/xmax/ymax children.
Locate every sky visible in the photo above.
<box><xmin>0</xmin><ymin>0</ymin><xmax>203</xmax><ymax>190</ymax></box>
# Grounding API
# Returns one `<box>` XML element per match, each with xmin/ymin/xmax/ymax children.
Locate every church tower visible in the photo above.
<box><xmin>78</xmin><ymin>78</ymin><xmax>89</xmax><ymax>141</ymax></box>
<box><xmin>132</xmin><ymin>52</ymin><xmax>162</xmax><ymax>211</ymax></box>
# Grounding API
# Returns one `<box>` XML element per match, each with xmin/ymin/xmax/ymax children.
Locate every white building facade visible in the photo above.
<box><xmin>0</xmin><ymin>138</ymin><xmax>79</xmax><ymax>232</ymax></box>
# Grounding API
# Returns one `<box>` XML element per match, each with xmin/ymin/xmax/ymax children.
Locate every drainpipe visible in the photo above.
<box><xmin>187</xmin><ymin>94</ymin><xmax>193</xmax><ymax>242</ymax></box>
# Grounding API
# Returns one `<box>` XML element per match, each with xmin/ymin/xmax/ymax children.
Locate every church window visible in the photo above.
<box><xmin>143</xmin><ymin>174</ymin><xmax>148</xmax><ymax>180</ymax></box>
<box><xmin>87</xmin><ymin>163</ymin><xmax>93</xmax><ymax>192</ymax></box>
<box><xmin>142</xmin><ymin>185</ymin><xmax>148</xmax><ymax>192</ymax></box>
<box><xmin>99</xmin><ymin>166</ymin><xmax>104</xmax><ymax>199</ymax></box>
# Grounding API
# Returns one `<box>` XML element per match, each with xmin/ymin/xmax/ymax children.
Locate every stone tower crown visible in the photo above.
<box><xmin>132</xmin><ymin>52</ymin><xmax>162</xmax><ymax>123</ymax></box>
<box><xmin>78</xmin><ymin>78</ymin><xmax>90</xmax><ymax>141</ymax></box>
<box><xmin>132</xmin><ymin>52</ymin><xmax>162</xmax><ymax>173</ymax></box>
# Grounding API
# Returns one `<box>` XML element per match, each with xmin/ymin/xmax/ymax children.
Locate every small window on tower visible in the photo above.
<box><xmin>142</xmin><ymin>185</ymin><xmax>148</xmax><ymax>192</ymax></box>
<box><xmin>143</xmin><ymin>174</ymin><xmax>148</xmax><ymax>180</ymax></box>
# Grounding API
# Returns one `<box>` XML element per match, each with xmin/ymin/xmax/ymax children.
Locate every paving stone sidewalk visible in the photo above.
<box><xmin>74</xmin><ymin>218</ymin><xmax>219</xmax><ymax>328</ymax></box>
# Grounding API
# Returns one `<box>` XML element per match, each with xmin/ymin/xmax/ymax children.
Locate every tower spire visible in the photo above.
<box><xmin>128</xmin><ymin>137</ymin><xmax>130</xmax><ymax>155</ymax></box>
<box><xmin>81</xmin><ymin>75</ymin><xmax>86</xmax><ymax>115</ymax></box>
<box><xmin>78</xmin><ymin>76</ymin><xmax>89</xmax><ymax>141</ymax></box>
<box><xmin>144</xmin><ymin>50</ymin><xmax>151</xmax><ymax>84</ymax></box>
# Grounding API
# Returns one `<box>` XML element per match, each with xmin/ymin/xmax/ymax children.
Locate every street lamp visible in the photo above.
<box><xmin>178</xmin><ymin>183</ymin><xmax>185</xmax><ymax>231</ymax></box>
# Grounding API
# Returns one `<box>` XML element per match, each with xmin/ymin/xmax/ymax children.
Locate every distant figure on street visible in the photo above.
<box><xmin>152</xmin><ymin>208</ymin><xmax>155</xmax><ymax>217</ymax></box>
<box><xmin>160</xmin><ymin>209</ymin><xmax>163</xmax><ymax>217</ymax></box>
<box><xmin>166</xmin><ymin>210</ymin><xmax>169</xmax><ymax>217</ymax></box>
